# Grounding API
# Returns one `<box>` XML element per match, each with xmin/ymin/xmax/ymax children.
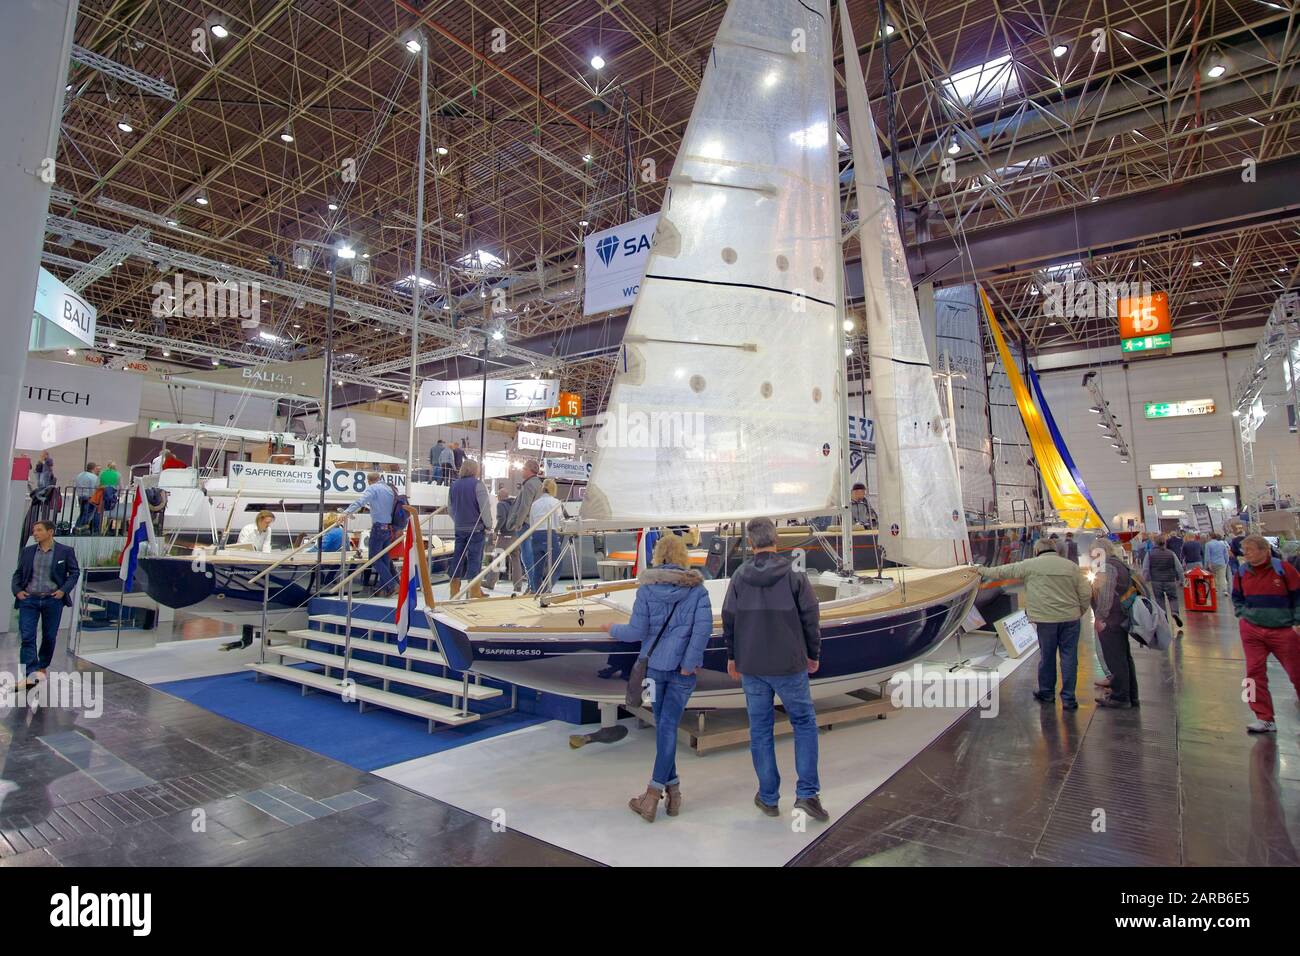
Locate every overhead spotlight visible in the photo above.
<box><xmin>578</xmin><ymin>219</ymin><xmax>589</xmax><ymax>227</ymax></box>
<box><xmin>843</xmin><ymin>318</ymin><xmax>855</xmax><ymax>332</ymax></box>
<box><xmin>582</xmin><ymin>153</ymin><xmax>593</xmax><ymax>163</ymax></box>
<box><xmin>1232</xmin><ymin>409</ymin><xmax>1241</xmax><ymax>417</ymax></box>
<box><xmin>436</xmin><ymin>145</ymin><xmax>449</xmax><ymax>156</ymax></box>
<box><xmin>336</xmin><ymin>242</ymin><xmax>356</xmax><ymax>259</ymax></box>
<box><xmin>165</xmin><ymin>218</ymin><xmax>179</xmax><ymax>227</ymax></box>
<box><xmin>327</xmin><ymin>201</ymin><xmax>339</xmax><ymax>211</ymax></box>
<box><xmin>455</xmin><ymin>211</ymin><xmax>464</xmax><ymax>218</ymax></box>
<box><xmin>1089</xmin><ymin>195</ymin><xmax>1099</xmax><ymax>202</ymax></box>
<box><xmin>210</xmin><ymin>23</ymin><xmax>229</xmax><ymax>40</ymax></box>
<box><xmin>1207</xmin><ymin>61</ymin><xmax>1227</xmax><ymax>79</ymax></box>
<box><xmin>845</xmin><ymin>347</ymin><xmax>854</xmax><ymax>356</ymax></box>
<box><xmin>947</xmin><ymin>138</ymin><xmax>960</xmax><ymax>155</ymax></box>
<box><xmin>1052</xmin><ymin>44</ymin><xmax>1068</xmax><ymax>58</ymax></box>
<box><xmin>161</xmin><ymin>349</ymin><xmax>170</xmax><ymax>357</ymax></box>
<box><xmin>405</xmin><ymin>38</ymin><xmax>422</xmax><ymax>54</ymax></box>
<box><xmin>280</xmin><ymin>126</ymin><xmax>294</xmax><ymax>143</ymax></box>
<box><xmin>194</xmin><ymin>193</ymin><xmax>209</xmax><ymax>205</ymax></box>
<box><xmin>590</xmin><ymin>54</ymin><xmax>606</xmax><ymax>70</ymax></box>
<box><xmin>116</xmin><ymin>116</ymin><xmax>134</xmax><ymax>133</ymax></box>
<box><xmin>211</xmin><ymin>359</ymin><xmax>220</xmax><ymax>366</ymax></box>
<box><xmin>1192</xmin><ymin>258</ymin><xmax>1203</xmax><ymax>267</ymax></box>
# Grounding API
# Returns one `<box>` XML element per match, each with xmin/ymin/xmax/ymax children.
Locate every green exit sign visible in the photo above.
<box><xmin>1122</xmin><ymin>333</ymin><xmax>1172</xmax><ymax>353</ymax></box>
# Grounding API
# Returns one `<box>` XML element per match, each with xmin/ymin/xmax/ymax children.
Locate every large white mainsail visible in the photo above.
<box><xmin>840</xmin><ymin>7</ymin><xmax>970</xmax><ymax>567</ymax></box>
<box><xmin>581</xmin><ymin>0</ymin><xmax>843</xmax><ymax>526</ymax></box>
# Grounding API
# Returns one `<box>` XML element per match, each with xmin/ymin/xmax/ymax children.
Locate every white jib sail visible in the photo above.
<box><xmin>581</xmin><ymin>0</ymin><xmax>843</xmax><ymax>527</ymax></box>
<box><xmin>839</xmin><ymin>7</ymin><xmax>970</xmax><ymax>567</ymax></box>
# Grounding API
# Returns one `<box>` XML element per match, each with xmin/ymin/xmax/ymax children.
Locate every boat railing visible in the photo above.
<box><xmin>247</xmin><ymin>519</ymin><xmax>343</xmax><ymax>585</ymax></box>
<box><xmin>453</xmin><ymin>501</ymin><xmax>565</xmax><ymax>601</ymax></box>
<box><xmin>320</xmin><ymin>508</ymin><xmax>446</xmax><ymax>597</ymax></box>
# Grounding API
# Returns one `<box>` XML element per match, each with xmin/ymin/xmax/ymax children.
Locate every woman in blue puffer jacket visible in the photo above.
<box><xmin>602</xmin><ymin>533</ymin><xmax>713</xmax><ymax>822</ymax></box>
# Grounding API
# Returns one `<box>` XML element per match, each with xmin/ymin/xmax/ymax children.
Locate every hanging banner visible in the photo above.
<box><xmin>543</xmin><ymin>458</ymin><xmax>590</xmax><ymax>482</ymax></box>
<box><xmin>415</xmin><ymin>378</ymin><xmax>557</xmax><ymax>427</ymax></box>
<box><xmin>16</xmin><ymin>358</ymin><xmax>141</xmax><ymax>450</ymax></box>
<box><xmin>582</xmin><ymin>213</ymin><xmax>659</xmax><ymax>316</ymax></box>
<box><xmin>848</xmin><ymin>414</ymin><xmax>875</xmax><ymax>446</ymax></box>
<box><xmin>166</xmin><ymin>357</ymin><xmax>326</xmax><ymax>401</ymax></box>
<box><xmin>518</xmin><ymin>431</ymin><xmax>577</xmax><ymax>455</ymax></box>
<box><xmin>30</xmin><ymin>267</ymin><xmax>97</xmax><ymax>351</ymax></box>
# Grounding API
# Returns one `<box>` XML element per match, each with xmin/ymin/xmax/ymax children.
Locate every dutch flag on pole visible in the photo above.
<box><xmin>393</xmin><ymin>521</ymin><xmax>419</xmax><ymax>655</ymax></box>
<box><xmin>119</xmin><ymin>480</ymin><xmax>156</xmax><ymax>593</ymax></box>
<box><xmin>632</xmin><ymin>528</ymin><xmax>659</xmax><ymax>577</ymax></box>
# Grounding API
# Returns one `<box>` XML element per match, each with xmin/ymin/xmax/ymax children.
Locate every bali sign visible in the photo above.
<box><xmin>1144</xmin><ymin>399</ymin><xmax>1215</xmax><ymax>419</ymax></box>
<box><xmin>31</xmin><ymin>267</ymin><xmax>96</xmax><ymax>351</ymax></box>
<box><xmin>415</xmin><ymin>378</ymin><xmax>557</xmax><ymax>427</ymax></box>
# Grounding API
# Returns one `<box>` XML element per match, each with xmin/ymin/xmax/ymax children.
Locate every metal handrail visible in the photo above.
<box><xmin>247</xmin><ymin>517</ymin><xmax>344</xmax><ymax>585</ymax></box>
<box><xmin>455</xmin><ymin>500</ymin><xmax>564</xmax><ymax>600</ymax></box>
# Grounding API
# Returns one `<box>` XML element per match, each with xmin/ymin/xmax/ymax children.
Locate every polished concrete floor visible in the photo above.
<box><xmin>1</xmin><ymin>597</ymin><xmax>1297</xmax><ymax>866</ymax></box>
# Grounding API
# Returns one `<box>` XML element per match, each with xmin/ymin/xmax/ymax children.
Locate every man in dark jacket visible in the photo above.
<box><xmin>723</xmin><ymin>516</ymin><xmax>827</xmax><ymax>822</ymax></box>
<box><xmin>1181</xmin><ymin>533</ymin><xmax>1204</xmax><ymax>569</ymax></box>
<box><xmin>12</xmin><ymin>520</ymin><xmax>80</xmax><ymax>688</ymax></box>
<box><xmin>1141</xmin><ymin>534</ymin><xmax>1185</xmax><ymax>615</ymax></box>
<box><xmin>1166</xmin><ymin>530</ymin><xmax>1185</xmax><ymax>563</ymax></box>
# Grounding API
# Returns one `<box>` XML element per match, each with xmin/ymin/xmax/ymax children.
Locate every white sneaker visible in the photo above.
<box><xmin>1246</xmin><ymin>720</ymin><xmax>1277</xmax><ymax>734</ymax></box>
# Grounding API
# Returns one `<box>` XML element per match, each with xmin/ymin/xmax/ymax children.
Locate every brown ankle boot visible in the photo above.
<box><xmin>628</xmin><ymin>786</ymin><xmax>662</xmax><ymax>822</ymax></box>
<box><xmin>665</xmin><ymin>784</ymin><xmax>681</xmax><ymax>816</ymax></box>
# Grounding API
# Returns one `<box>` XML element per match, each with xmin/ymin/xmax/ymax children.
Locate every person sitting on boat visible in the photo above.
<box><xmin>448</xmin><ymin>458</ymin><xmax>493</xmax><ymax>599</ymax></box>
<box><xmin>723</xmin><ymin>516</ymin><xmax>828</xmax><ymax>824</ymax></box>
<box><xmin>600</xmin><ymin>533</ymin><xmax>713</xmax><ymax>823</ymax></box>
<box><xmin>850</xmin><ymin>483</ymin><xmax>876</xmax><ymax>529</ymax></box>
<box><xmin>528</xmin><ymin>479</ymin><xmax>565</xmax><ymax>590</ymax></box>
<box><xmin>306</xmin><ymin>512</ymin><xmax>346</xmax><ymax>553</ymax></box>
<box><xmin>237</xmin><ymin>511</ymin><xmax>276</xmax><ymax>552</ymax></box>
<box><xmin>343</xmin><ymin>472</ymin><xmax>399</xmax><ymax>597</ymax></box>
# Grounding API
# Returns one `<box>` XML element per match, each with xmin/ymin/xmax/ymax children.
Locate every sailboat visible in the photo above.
<box><xmin>428</xmin><ymin>0</ymin><xmax>978</xmax><ymax>708</ymax></box>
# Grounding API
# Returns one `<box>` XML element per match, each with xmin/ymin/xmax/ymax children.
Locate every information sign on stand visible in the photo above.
<box><xmin>993</xmin><ymin>610</ymin><xmax>1038</xmax><ymax>659</ymax></box>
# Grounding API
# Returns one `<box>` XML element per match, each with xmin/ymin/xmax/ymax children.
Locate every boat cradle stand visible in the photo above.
<box><xmin>568</xmin><ymin>683</ymin><xmax>895</xmax><ymax>755</ymax></box>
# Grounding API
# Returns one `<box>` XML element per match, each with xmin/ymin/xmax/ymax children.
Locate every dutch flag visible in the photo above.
<box><xmin>393</xmin><ymin>521</ymin><xmax>420</xmax><ymax>655</ymax></box>
<box><xmin>119</xmin><ymin>480</ymin><xmax>156</xmax><ymax>593</ymax></box>
<box><xmin>632</xmin><ymin>528</ymin><xmax>659</xmax><ymax>577</ymax></box>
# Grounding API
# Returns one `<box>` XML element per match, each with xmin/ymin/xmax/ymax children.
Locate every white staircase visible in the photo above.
<box><xmin>248</xmin><ymin>609</ymin><xmax>508</xmax><ymax>733</ymax></box>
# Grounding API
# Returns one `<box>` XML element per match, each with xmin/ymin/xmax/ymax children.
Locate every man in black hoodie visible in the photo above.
<box><xmin>723</xmin><ymin>516</ymin><xmax>827</xmax><ymax>822</ymax></box>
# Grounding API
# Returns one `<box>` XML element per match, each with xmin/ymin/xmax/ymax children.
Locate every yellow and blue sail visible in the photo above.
<box><xmin>979</xmin><ymin>288</ymin><xmax>1107</xmax><ymax>531</ymax></box>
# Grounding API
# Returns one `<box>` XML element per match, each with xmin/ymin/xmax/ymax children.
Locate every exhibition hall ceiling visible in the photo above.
<box><xmin>46</xmin><ymin>0</ymin><xmax>1300</xmax><ymax>408</ymax></box>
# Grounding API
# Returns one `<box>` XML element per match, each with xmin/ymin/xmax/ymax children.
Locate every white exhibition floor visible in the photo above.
<box><xmin>378</xmin><ymin>633</ymin><xmax>1035</xmax><ymax>866</ymax></box>
<box><xmin>81</xmin><ymin>634</ymin><xmax>262</xmax><ymax>684</ymax></box>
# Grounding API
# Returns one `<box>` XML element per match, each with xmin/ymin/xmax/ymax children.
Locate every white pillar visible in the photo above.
<box><xmin>0</xmin><ymin>0</ymin><xmax>79</xmax><ymax>634</ymax></box>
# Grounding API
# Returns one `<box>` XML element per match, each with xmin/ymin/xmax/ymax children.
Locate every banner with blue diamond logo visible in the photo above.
<box><xmin>582</xmin><ymin>212</ymin><xmax>659</xmax><ymax>316</ymax></box>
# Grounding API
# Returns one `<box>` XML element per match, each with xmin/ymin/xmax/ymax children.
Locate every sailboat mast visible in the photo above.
<box><xmin>405</xmin><ymin>34</ymin><xmax>429</xmax><ymax>484</ymax></box>
<box><xmin>833</xmin><ymin>3</ymin><xmax>854</xmax><ymax>571</ymax></box>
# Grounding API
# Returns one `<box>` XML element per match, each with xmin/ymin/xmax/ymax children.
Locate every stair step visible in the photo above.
<box><xmin>283</xmin><ymin>628</ymin><xmax>447</xmax><ymax>667</ymax></box>
<box><xmin>309</xmin><ymin>612</ymin><xmax>433</xmax><ymax>637</ymax></box>
<box><xmin>266</xmin><ymin>645</ymin><xmax>502</xmax><ymax>701</ymax></box>
<box><xmin>247</xmin><ymin>662</ymin><xmax>479</xmax><ymax>726</ymax></box>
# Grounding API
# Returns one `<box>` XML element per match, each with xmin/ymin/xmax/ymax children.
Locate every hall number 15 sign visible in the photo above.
<box><xmin>1117</xmin><ymin>291</ymin><xmax>1170</xmax><ymax>339</ymax></box>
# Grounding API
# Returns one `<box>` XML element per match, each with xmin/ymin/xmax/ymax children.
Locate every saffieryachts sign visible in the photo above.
<box><xmin>415</xmin><ymin>378</ymin><xmax>558</xmax><ymax>427</ymax></box>
<box><xmin>583</xmin><ymin>213</ymin><xmax>659</xmax><ymax>316</ymax></box>
<box><xmin>227</xmin><ymin>461</ymin><xmax>407</xmax><ymax>495</ymax></box>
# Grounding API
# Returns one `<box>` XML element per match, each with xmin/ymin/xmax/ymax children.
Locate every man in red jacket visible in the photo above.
<box><xmin>1231</xmin><ymin>535</ymin><xmax>1300</xmax><ymax>734</ymax></box>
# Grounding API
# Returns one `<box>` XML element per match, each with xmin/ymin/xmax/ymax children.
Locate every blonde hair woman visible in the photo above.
<box><xmin>601</xmin><ymin>533</ymin><xmax>713</xmax><ymax>822</ymax></box>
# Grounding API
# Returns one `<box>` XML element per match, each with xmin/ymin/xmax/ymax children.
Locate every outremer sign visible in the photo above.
<box><xmin>583</xmin><ymin>213</ymin><xmax>659</xmax><ymax>316</ymax></box>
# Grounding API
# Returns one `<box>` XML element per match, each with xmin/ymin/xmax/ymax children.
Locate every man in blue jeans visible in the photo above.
<box><xmin>343</xmin><ymin>473</ymin><xmax>399</xmax><ymax>596</ymax></box>
<box><xmin>12</xmin><ymin>520</ymin><xmax>81</xmax><ymax>689</ymax></box>
<box><xmin>723</xmin><ymin>516</ymin><xmax>828</xmax><ymax>822</ymax></box>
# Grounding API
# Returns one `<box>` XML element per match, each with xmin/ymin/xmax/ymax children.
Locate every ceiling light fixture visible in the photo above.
<box><xmin>194</xmin><ymin>193</ymin><xmax>208</xmax><ymax>205</ymax></box>
<box><xmin>405</xmin><ymin>38</ymin><xmax>422</xmax><ymax>54</ymax></box>
<box><xmin>327</xmin><ymin>201</ymin><xmax>339</xmax><ymax>211</ymax></box>
<box><xmin>582</xmin><ymin>153</ymin><xmax>593</xmax><ymax>163</ymax></box>
<box><xmin>590</xmin><ymin>55</ymin><xmax>606</xmax><ymax>70</ymax></box>
<box><xmin>947</xmin><ymin>138</ymin><xmax>960</xmax><ymax>155</ymax></box>
<box><xmin>117</xmin><ymin>117</ymin><xmax>134</xmax><ymax>133</ymax></box>
<box><xmin>210</xmin><ymin>24</ymin><xmax>229</xmax><ymax>40</ymax></box>
<box><xmin>436</xmin><ymin>145</ymin><xmax>449</xmax><ymax>156</ymax></box>
<box><xmin>1052</xmin><ymin>44</ymin><xmax>1068</xmax><ymax>57</ymax></box>
<box><xmin>1207</xmin><ymin>61</ymin><xmax>1227</xmax><ymax>79</ymax></box>
<box><xmin>280</xmin><ymin>127</ymin><xmax>294</xmax><ymax>143</ymax></box>
<box><xmin>1192</xmin><ymin>258</ymin><xmax>1203</xmax><ymax>267</ymax></box>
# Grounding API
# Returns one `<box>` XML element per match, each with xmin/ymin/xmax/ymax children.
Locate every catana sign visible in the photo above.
<box><xmin>415</xmin><ymin>378</ymin><xmax>557</xmax><ymax>427</ymax></box>
<box><xmin>582</xmin><ymin>213</ymin><xmax>659</xmax><ymax>316</ymax></box>
<box><xmin>227</xmin><ymin>461</ymin><xmax>406</xmax><ymax>495</ymax></box>
<box><xmin>518</xmin><ymin>431</ymin><xmax>577</xmax><ymax>455</ymax></box>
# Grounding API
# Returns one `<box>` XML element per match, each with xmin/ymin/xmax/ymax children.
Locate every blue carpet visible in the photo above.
<box><xmin>155</xmin><ymin>667</ymin><xmax>546</xmax><ymax>772</ymax></box>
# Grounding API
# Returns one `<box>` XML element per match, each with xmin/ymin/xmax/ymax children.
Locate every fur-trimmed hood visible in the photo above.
<box><xmin>637</xmin><ymin>564</ymin><xmax>704</xmax><ymax>588</ymax></box>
